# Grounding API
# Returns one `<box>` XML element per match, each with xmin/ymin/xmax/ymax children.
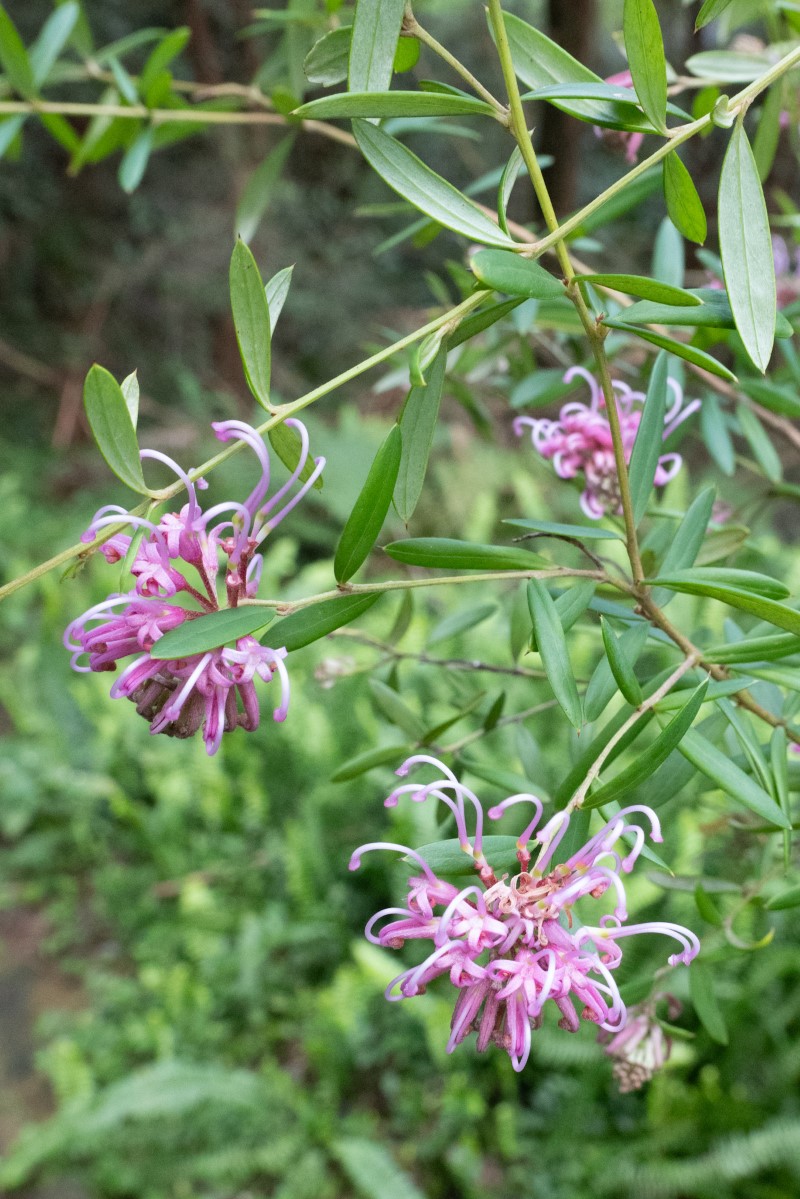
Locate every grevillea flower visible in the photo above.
<box><xmin>514</xmin><ymin>365</ymin><xmax>700</xmax><ymax>519</ymax></box>
<box><xmin>350</xmin><ymin>755</ymin><xmax>698</xmax><ymax>1074</ymax></box>
<box><xmin>599</xmin><ymin>994</ymin><xmax>681</xmax><ymax>1092</ymax></box>
<box><xmin>64</xmin><ymin>419</ymin><xmax>324</xmax><ymax>755</ymax></box>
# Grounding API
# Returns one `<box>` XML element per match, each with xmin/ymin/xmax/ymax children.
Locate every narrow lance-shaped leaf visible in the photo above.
<box><xmin>527</xmin><ymin>580</ymin><xmax>582</xmax><ymax>729</ymax></box>
<box><xmin>235</xmin><ymin>135</ymin><xmax>294</xmax><ymax>244</ymax></box>
<box><xmin>737</xmin><ymin>405</ymin><xmax>782</xmax><ymax>483</ymax></box>
<box><xmin>663</xmin><ymin>153</ymin><xmax>707</xmax><ymax>244</ymax></box>
<box><xmin>268</xmin><ymin>421</ymin><xmax>323</xmax><ymax>491</ymax></box>
<box><xmin>334</xmin><ymin>424</ymin><xmax>403</xmax><ymax>583</ymax></box>
<box><xmin>385</xmin><ymin>538</ymin><xmax>549</xmax><ymax>571</ymax></box>
<box><xmin>0</xmin><ymin>4</ymin><xmax>35</xmax><ymax>97</ymax></box>
<box><xmin>264</xmin><ymin>265</ymin><xmax>293</xmax><ymax>335</ymax></box>
<box><xmin>83</xmin><ymin>364</ymin><xmax>149</xmax><ymax>495</ymax></box>
<box><xmin>395</xmin><ymin>345</ymin><xmax>446</xmax><ymax>523</ymax></box>
<box><xmin>575</xmin><ymin>274</ymin><xmax>701</xmax><ymax>305</ymax></box>
<box><xmin>294</xmin><ymin>91</ymin><xmax>495</xmax><ymax>120</ymax></box>
<box><xmin>261</xmin><ymin>593</ymin><xmax>381</xmax><ymax>654</ymax></box>
<box><xmin>651</xmin><ymin>485</ymin><xmax>716</xmax><ymax>607</ymax></box>
<box><xmin>471</xmin><ymin>249</ymin><xmax>565</xmax><ymax>300</ymax></box>
<box><xmin>120</xmin><ymin>370</ymin><xmax>139</xmax><ymax>428</ymax></box>
<box><xmin>624</xmin><ymin>0</ymin><xmax>668</xmax><ymax>134</ymax></box>
<box><xmin>628</xmin><ymin>350</ymin><xmax>668</xmax><ymax>525</ymax></box>
<box><xmin>29</xmin><ymin>1</ymin><xmax>79</xmax><ymax>88</ymax></box>
<box><xmin>600</xmin><ymin>618</ymin><xmax>643</xmax><ymax>706</ymax></box>
<box><xmin>118</xmin><ymin>125</ymin><xmax>154</xmax><ymax>194</ymax></box>
<box><xmin>348</xmin><ymin>0</ymin><xmax>405</xmax><ymax>94</ymax></box>
<box><xmin>331</xmin><ymin>744</ymin><xmax>412</xmax><ymax>784</ymax></box>
<box><xmin>497</xmin><ymin>143</ymin><xmax>525</xmax><ymax>238</ymax></box>
<box><xmin>677</xmin><ymin>728</ymin><xmax>792</xmax><ymax>828</ymax></box>
<box><xmin>719</xmin><ymin>122</ymin><xmax>776</xmax><ymax>373</ymax></box>
<box><xmin>584</xmin><ymin>623</ymin><xmax>650</xmax><ymax>722</ymax></box>
<box><xmin>695</xmin><ymin>0</ymin><xmax>737</xmax><ymax>30</ymax></box>
<box><xmin>600</xmin><ymin>320</ymin><xmax>737</xmax><ymax>382</ymax></box>
<box><xmin>690</xmin><ymin>961</ymin><xmax>729</xmax><ymax>1045</ymax></box>
<box><xmin>151</xmin><ymin>608</ymin><xmax>276</xmax><ymax>661</ymax></box>
<box><xmin>229</xmin><ymin>240</ymin><xmax>272</xmax><ymax>410</ymax></box>
<box><xmin>352</xmin><ymin>120</ymin><xmax>516</xmax><ymax>248</ymax></box>
<box><xmin>647</xmin><ymin>575</ymin><xmax>800</xmax><ymax>636</ymax></box>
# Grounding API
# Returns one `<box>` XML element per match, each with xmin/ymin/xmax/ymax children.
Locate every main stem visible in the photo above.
<box><xmin>487</xmin><ymin>0</ymin><xmax>644</xmax><ymax>584</ymax></box>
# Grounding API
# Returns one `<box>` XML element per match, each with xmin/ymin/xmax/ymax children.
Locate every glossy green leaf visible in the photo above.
<box><xmin>348</xmin><ymin>0</ymin><xmax>405</xmax><ymax>94</ymax></box>
<box><xmin>0</xmin><ymin>4</ymin><xmax>35</xmax><ymax>97</ymax></box>
<box><xmin>577</xmin><ymin>274</ymin><xmax>700</xmax><ymax>306</ymax></box>
<box><xmin>518</xmin><ymin>82</ymin><xmax>691</xmax><ymax>129</ymax></box>
<box><xmin>412</xmin><ymin>836</ymin><xmax>520</xmax><ymax>878</ymax></box>
<box><xmin>120</xmin><ymin>370</ymin><xmax>139</xmax><ymax>428</ymax></box>
<box><xmin>497</xmin><ymin>143</ymin><xmax>525</xmax><ymax>238</ymax></box>
<box><xmin>150</xmin><ymin>607</ymin><xmax>276</xmax><ymax>661</ymax></box>
<box><xmin>384</xmin><ymin>538</ymin><xmax>549</xmax><ymax>571</ymax></box>
<box><xmin>663</xmin><ymin>153</ymin><xmax>707</xmax><ymax>244</ymax></box>
<box><xmin>685</xmin><ymin>50</ymin><xmax>772</xmax><ymax>81</ymax></box>
<box><xmin>29</xmin><ymin>2</ymin><xmax>79</xmax><ymax>87</ymax></box>
<box><xmin>235</xmin><ymin>135</ymin><xmax>294</xmax><ymax>244</ymax></box>
<box><xmin>395</xmin><ymin>345</ymin><xmax>447</xmax><ymax>523</ymax></box>
<box><xmin>262</xmin><ymin>593</ymin><xmax>381</xmax><ymax>654</ymax></box>
<box><xmin>335</xmin><ymin>425</ymin><xmax>403</xmax><ymax>583</ymax></box>
<box><xmin>718</xmin><ymin>697</ymin><xmax>773</xmax><ymax>793</ymax></box>
<box><xmin>601</xmin><ymin>320</ymin><xmax>737</xmax><ymax>382</ymax></box>
<box><xmin>624</xmin><ymin>0</ymin><xmax>668</xmax><ymax>134</ymax></box>
<box><xmin>229</xmin><ymin>240</ymin><xmax>271</xmax><ymax>410</ymax></box>
<box><xmin>704</xmin><ymin>632</ymin><xmax>800</xmax><ymax>664</ymax></box>
<box><xmin>696</xmin><ymin>0</ymin><xmax>736</xmax><ymax>28</ymax></box>
<box><xmin>330</xmin><ymin>744</ymin><xmax>410</xmax><ymax>783</ymax></box>
<box><xmin>629</xmin><ymin>351</ymin><xmax>669</xmax><ymax>524</ymax></box>
<box><xmin>601</xmin><ymin>617</ymin><xmax>643</xmax><ymax>705</ymax></box>
<box><xmin>554</xmin><ymin>581</ymin><xmax>597</xmax><ymax>634</ymax></box>
<box><xmin>606</xmin><ymin>287</ymin><xmax>783</xmax><ymax>334</ymax></box>
<box><xmin>503</xmin><ymin>518</ymin><xmax>623</xmax><ymax>542</ymax></box>
<box><xmin>584</xmin><ymin>623</ymin><xmax>650</xmax><ymax>722</ymax></box>
<box><xmin>677</xmin><ymin>729</ymin><xmax>792</xmax><ymax>827</ymax></box>
<box><xmin>83</xmin><ymin>365</ymin><xmax>148</xmax><ymax>494</ymax></box>
<box><xmin>353</xmin><ymin>121</ymin><xmax>515</xmax><ymax>247</ymax></box>
<box><xmin>527</xmin><ymin>580</ymin><xmax>582</xmax><ymax>728</ymax></box>
<box><xmin>649</xmin><ymin>566</ymin><xmax>790</xmax><ymax>600</ymax></box>
<box><xmin>585</xmin><ymin>682</ymin><xmax>707</xmax><ymax>808</ymax></box>
<box><xmin>267</xmin><ymin>421</ymin><xmax>323</xmax><ymax>492</ymax></box>
<box><xmin>690</xmin><ymin>961</ymin><xmax>729</xmax><ymax>1044</ymax></box>
<box><xmin>295</xmin><ymin>91</ymin><xmax>495</xmax><ymax>120</ymax></box>
<box><xmin>719</xmin><ymin>122</ymin><xmax>776</xmax><ymax>373</ymax></box>
<box><xmin>304</xmin><ymin>26</ymin><xmax>350</xmax><ymax>86</ymax></box>
<box><xmin>118</xmin><ymin>125</ymin><xmax>154</xmax><ymax>193</ymax></box>
<box><xmin>264</xmin><ymin>265</ymin><xmax>293</xmax><ymax>334</ymax></box>
<box><xmin>471</xmin><ymin>250</ymin><xmax>564</xmax><ymax>300</ymax></box>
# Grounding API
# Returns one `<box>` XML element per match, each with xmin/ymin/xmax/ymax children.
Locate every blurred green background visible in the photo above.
<box><xmin>2</xmin><ymin>2</ymin><xmax>800</xmax><ymax>1197</ymax></box>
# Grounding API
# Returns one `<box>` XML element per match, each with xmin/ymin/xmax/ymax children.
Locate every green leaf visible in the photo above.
<box><xmin>518</xmin><ymin>82</ymin><xmax>690</xmax><ymax>130</ymax></box>
<box><xmin>384</xmin><ymin>538</ymin><xmax>549</xmax><ymax>571</ymax></box>
<box><xmin>333</xmin><ymin>1138</ymin><xmax>425</xmax><ymax>1199</ymax></box>
<box><xmin>527</xmin><ymin>580</ymin><xmax>582</xmax><ymax>729</ymax></box>
<box><xmin>752</xmin><ymin>80</ymin><xmax>783</xmax><ymax>183</ymax></box>
<box><xmin>348</xmin><ymin>0</ymin><xmax>406</xmax><ymax>94</ymax></box>
<box><xmin>229</xmin><ymin>240</ymin><xmax>272</xmax><ymax>410</ymax></box>
<box><xmin>677</xmin><ymin>729</ymin><xmax>791</xmax><ymax>827</ymax></box>
<box><xmin>554</xmin><ymin>581</ymin><xmax>597</xmax><ymax>633</ymax></box>
<box><xmin>695</xmin><ymin>522</ymin><xmax>750</xmax><ymax>565</ymax></box>
<box><xmin>740</xmin><ymin>378</ymin><xmax>800</xmax><ymax>420</ymax></box>
<box><xmin>118</xmin><ymin>125</ymin><xmax>154</xmax><ymax>193</ymax></box>
<box><xmin>264</xmin><ymin>265</ymin><xmax>293</xmax><ymax>334</ymax></box>
<box><xmin>352</xmin><ymin>121</ymin><xmax>515</xmax><ymax>247</ymax></box>
<box><xmin>503</xmin><ymin>518</ymin><xmax>623</xmax><ymax>541</ymax></box>
<box><xmin>694</xmin><ymin>882</ymin><xmax>724</xmax><ymax>926</ymax></box>
<box><xmin>606</xmin><ymin>287</ymin><xmax>769</xmax><ymax>332</ymax></box>
<box><xmin>83</xmin><ymin>365</ymin><xmax>148</xmax><ymax>494</ymax></box>
<box><xmin>765</xmin><ymin>883</ymin><xmax>800</xmax><ymax>912</ymax></box>
<box><xmin>704</xmin><ymin>631</ymin><xmax>800</xmax><ymax>665</ymax></box>
<box><xmin>719</xmin><ymin>122</ymin><xmax>776</xmax><ymax>372</ymax></box>
<box><xmin>654</xmin><ymin>676</ymin><xmax>755</xmax><ymax>710</ymax></box>
<box><xmin>585</xmin><ymin>682</ymin><xmax>707</xmax><ymax>808</ymax></box>
<box><xmin>624</xmin><ymin>0</ymin><xmax>668</xmax><ymax>134</ymax></box>
<box><xmin>334</xmin><ymin>425</ymin><xmax>403</xmax><ymax>583</ymax></box>
<box><xmin>427</xmin><ymin>603</ymin><xmax>496</xmax><ymax>648</ymax></box>
<box><xmin>368</xmin><ymin>678</ymin><xmax>425</xmax><ymax>740</ymax></box>
<box><xmin>120</xmin><ymin>370</ymin><xmax>139</xmax><ymax>428</ymax></box>
<box><xmin>690</xmin><ymin>961</ymin><xmax>729</xmax><ymax>1044</ymax></box>
<box><xmin>294</xmin><ymin>91</ymin><xmax>495</xmax><ymax>120</ymax></box>
<box><xmin>0</xmin><ymin>4</ymin><xmax>35</xmax><ymax>97</ymax></box>
<box><xmin>600</xmin><ymin>617</ymin><xmax>642</xmax><ymax>706</ymax></box>
<box><xmin>330</xmin><ymin>744</ymin><xmax>410</xmax><ymax>783</ymax></box>
<box><xmin>576</xmin><ymin>274</ymin><xmax>700</xmax><ymax>306</ymax></box>
<box><xmin>235</xmin><ymin>135</ymin><xmax>294</xmax><ymax>244</ymax></box>
<box><xmin>737</xmin><ymin>405</ymin><xmax>782</xmax><ymax>483</ymax></box>
<box><xmin>447</xmin><ymin>297</ymin><xmax>523</xmax><ymax>348</ymax></box>
<box><xmin>29</xmin><ymin>2</ymin><xmax>79</xmax><ymax>87</ymax></box>
<box><xmin>686</xmin><ymin>50</ymin><xmax>772</xmax><ymax>81</ymax></box>
<box><xmin>701</xmin><ymin>395</ymin><xmax>736</xmax><ymax>477</ymax></box>
<box><xmin>0</xmin><ymin>112</ymin><xmax>26</xmax><ymax>159</ymax></box>
<box><xmin>471</xmin><ymin>249</ymin><xmax>565</xmax><ymax>300</ymax></box>
<box><xmin>600</xmin><ymin>320</ymin><xmax>737</xmax><ymax>382</ymax></box>
<box><xmin>261</xmin><ymin>593</ymin><xmax>381</xmax><ymax>654</ymax></box>
<box><xmin>650</xmin><ymin>567</ymin><xmax>789</xmax><ymax>600</ymax></box>
<box><xmin>267</xmin><ymin>421</ymin><xmax>323</xmax><ymax>492</ymax></box>
<box><xmin>628</xmin><ymin>350</ymin><xmax>668</xmax><ymax>524</ymax></box>
<box><xmin>696</xmin><ymin>0</ymin><xmax>737</xmax><ymax>29</ymax></box>
<box><xmin>138</xmin><ymin>26</ymin><xmax>189</xmax><ymax>101</ymax></box>
<box><xmin>304</xmin><ymin>26</ymin><xmax>350</xmax><ymax>87</ymax></box>
<box><xmin>150</xmin><ymin>607</ymin><xmax>276</xmax><ymax>661</ymax></box>
<box><xmin>413</xmin><ymin>836</ymin><xmax>520</xmax><ymax>878</ymax></box>
<box><xmin>663</xmin><ymin>153</ymin><xmax>708</xmax><ymax>244</ymax></box>
<box><xmin>497</xmin><ymin>143</ymin><xmax>525</xmax><ymax>238</ymax></box>
<box><xmin>395</xmin><ymin>346</ymin><xmax>446</xmax><ymax>523</ymax></box>
<box><xmin>584</xmin><ymin>623</ymin><xmax>650</xmax><ymax>722</ymax></box>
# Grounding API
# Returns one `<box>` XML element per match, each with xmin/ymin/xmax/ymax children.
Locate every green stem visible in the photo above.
<box><xmin>403</xmin><ymin>10</ymin><xmax>506</xmax><ymax>113</ymax></box>
<box><xmin>0</xmin><ymin>290</ymin><xmax>488</xmax><ymax>604</ymax></box>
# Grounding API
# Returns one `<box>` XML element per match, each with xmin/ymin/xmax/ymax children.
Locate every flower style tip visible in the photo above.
<box><xmin>515</xmin><ymin>367</ymin><xmax>698</xmax><ymax>518</ymax></box>
<box><xmin>66</xmin><ymin>420</ymin><xmax>321</xmax><ymax>755</ymax></box>
<box><xmin>353</xmin><ymin>757</ymin><xmax>697</xmax><ymax>1077</ymax></box>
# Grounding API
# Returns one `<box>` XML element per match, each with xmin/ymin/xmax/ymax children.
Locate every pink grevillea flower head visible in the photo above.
<box><xmin>64</xmin><ymin>420</ymin><xmax>324</xmax><ymax>755</ymax></box>
<box><xmin>599</xmin><ymin>993</ymin><xmax>681</xmax><ymax>1092</ymax></box>
<box><xmin>350</xmin><ymin>756</ymin><xmax>699</xmax><ymax>1074</ymax></box>
<box><xmin>514</xmin><ymin>365</ymin><xmax>700</xmax><ymax>519</ymax></box>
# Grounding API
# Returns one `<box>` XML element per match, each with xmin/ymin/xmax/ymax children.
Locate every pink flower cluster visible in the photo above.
<box><xmin>350</xmin><ymin>755</ymin><xmax>698</xmax><ymax>1074</ymax></box>
<box><xmin>600</xmin><ymin>994</ymin><xmax>681</xmax><ymax>1092</ymax></box>
<box><xmin>64</xmin><ymin>419</ymin><xmax>324</xmax><ymax>755</ymax></box>
<box><xmin>514</xmin><ymin>365</ymin><xmax>700</xmax><ymax>519</ymax></box>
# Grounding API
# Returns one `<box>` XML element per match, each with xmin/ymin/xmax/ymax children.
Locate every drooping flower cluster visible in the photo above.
<box><xmin>350</xmin><ymin>755</ymin><xmax>698</xmax><ymax>1074</ymax></box>
<box><xmin>514</xmin><ymin>365</ymin><xmax>700</xmax><ymax>519</ymax></box>
<box><xmin>599</xmin><ymin>994</ymin><xmax>681</xmax><ymax>1092</ymax></box>
<box><xmin>64</xmin><ymin>419</ymin><xmax>324</xmax><ymax>754</ymax></box>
